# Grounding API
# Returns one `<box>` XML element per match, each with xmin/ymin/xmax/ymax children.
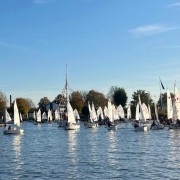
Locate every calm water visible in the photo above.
<box><xmin>1</xmin><ymin>122</ymin><xmax>180</xmax><ymax>180</ymax></box>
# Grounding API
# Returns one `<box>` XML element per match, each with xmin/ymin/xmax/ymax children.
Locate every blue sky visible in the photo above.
<box><xmin>1</xmin><ymin>0</ymin><xmax>180</xmax><ymax>106</ymax></box>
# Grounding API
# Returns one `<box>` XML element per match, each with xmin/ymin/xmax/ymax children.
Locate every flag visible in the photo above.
<box><xmin>160</xmin><ymin>78</ymin><xmax>165</xmax><ymax>90</ymax></box>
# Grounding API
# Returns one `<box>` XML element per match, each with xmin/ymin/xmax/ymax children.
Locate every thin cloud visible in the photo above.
<box><xmin>0</xmin><ymin>41</ymin><xmax>29</xmax><ymax>50</ymax></box>
<box><xmin>169</xmin><ymin>3</ymin><xmax>180</xmax><ymax>8</ymax></box>
<box><xmin>129</xmin><ymin>24</ymin><xmax>179</xmax><ymax>37</ymax></box>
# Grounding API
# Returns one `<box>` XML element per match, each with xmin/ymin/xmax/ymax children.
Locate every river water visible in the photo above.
<box><xmin>0</xmin><ymin>122</ymin><xmax>180</xmax><ymax>179</ymax></box>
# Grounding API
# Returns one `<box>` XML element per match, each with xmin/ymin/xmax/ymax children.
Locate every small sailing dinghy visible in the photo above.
<box><xmin>4</xmin><ymin>100</ymin><xmax>24</xmax><ymax>135</ymax></box>
<box><xmin>64</xmin><ymin>101</ymin><xmax>80</xmax><ymax>130</ymax></box>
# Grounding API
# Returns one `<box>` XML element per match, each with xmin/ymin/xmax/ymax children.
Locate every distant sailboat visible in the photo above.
<box><xmin>4</xmin><ymin>100</ymin><xmax>24</xmax><ymax>135</ymax></box>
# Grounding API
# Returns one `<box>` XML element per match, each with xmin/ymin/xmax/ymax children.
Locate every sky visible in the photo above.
<box><xmin>1</xmin><ymin>0</ymin><xmax>180</xmax><ymax>107</ymax></box>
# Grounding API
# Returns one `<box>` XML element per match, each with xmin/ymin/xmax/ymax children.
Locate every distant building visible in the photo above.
<box><xmin>45</xmin><ymin>101</ymin><xmax>66</xmax><ymax>113</ymax></box>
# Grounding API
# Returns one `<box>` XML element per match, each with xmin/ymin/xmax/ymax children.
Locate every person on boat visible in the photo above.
<box><xmin>176</xmin><ymin>119</ymin><xmax>180</xmax><ymax>127</ymax></box>
<box><xmin>151</xmin><ymin>120</ymin><xmax>156</xmax><ymax>129</ymax></box>
<box><xmin>134</xmin><ymin>120</ymin><xmax>139</xmax><ymax>128</ymax></box>
<box><xmin>8</xmin><ymin>125</ymin><xmax>11</xmax><ymax>130</ymax></box>
<box><xmin>107</xmin><ymin>120</ymin><xmax>112</xmax><ymax>127</ymax></box>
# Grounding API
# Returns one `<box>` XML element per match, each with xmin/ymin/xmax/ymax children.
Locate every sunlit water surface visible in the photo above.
<box><xmin>1</xmin><ymin>122</ymin><xmax>180</xmax><ymax>179</ymax></box>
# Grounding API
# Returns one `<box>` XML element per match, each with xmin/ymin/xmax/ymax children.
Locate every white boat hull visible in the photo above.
<box><xmin>65</xmin><ymin>123</ymin><xmax>80</xmax><ymax>130</ymax></box>
<box><xmin>3</xmin><ymin>126</ymin><xmax>24</xmax><ymax>135</ymax></box>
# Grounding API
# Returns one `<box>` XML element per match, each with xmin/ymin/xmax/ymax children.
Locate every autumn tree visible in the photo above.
<box><xmin>0</xmin><ymin>91</ymin><xmax>7</xmax><ymax>117</ymax></box>
<box><xmin>86</xmin><ymin>90</ymin><xmax>108</xmax><ymax>109</ymax></box>
<box><xmin>54</xmin><ymin>94</ymin><xmax>65</xmax><ymax>104</ymax></box>
<box><xmin>38</xmin><ymin>97</ymin><xmax>50</xmax><ymax>112</ymax></box>
<box><xmin>16</xmin><ymin>98</ymin><xmax>31</xmax><ymax>116</ymax></box>
<box><xmin>69</xmin><ymin>91</ymin><xmax>84</xmax><ymax>113</ymax></box>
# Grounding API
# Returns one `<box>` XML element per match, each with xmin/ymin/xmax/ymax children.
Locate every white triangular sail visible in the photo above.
<box><xmin>42</xmin><ymin>112</ymin><xmax>47</xmax><ymax>120</ymax></box>
<box><xmin>48</xmin><ymin>109</ymin><xmax>52</xmax><ymax>121</ymax></box>
<box><xmin>20</xmin><ymin>113</ymin><xmax>23</xmax><ymax>122</ymax></box>
<box><xmin>37</xmin><ymin>109</ymin><xmax>41</xmax><ymax>122</ymax></box>
<box><xmin>55</xmin><ymin>109</ymin><xmax>60</xmax><ymax>120</ymax></box>
<box><xmin>107</xmin><ymin>100</ymin><xmax>113</xmax><ymax>122</ymax></box>
<box><xmin>141</xmin><ymin>103</ymin><xmax>149</xmax><ymax>119</ymax></box>
<box><xmin>138</xmin><ymin>95</ymin><xmax>146</xmax><ymax>122</ymax></box>
<box><xmin>91</xmin><ymin>103</ymin><xmax>97</xmax><ymax>121</ymax></box>
<box><xmin>73</xmin><ymin>109</ymin><xmax>80</xmax><ymax>120</ymax></box>
<box><xmin>67</xmin><ymin>101</ymin><xmax>76</xmax><ymax>123</ymax></box>
<box><xmin>117</xmin><ymin>105</ymin><xmax>125</xmax><ymax>119</ymax></box>
<box><xmin>14</xmin><ymin>100</ymin><xmax>20</xmax><ymax>127</ymax></box>
<box><xmin>127</xmin><ymin>104</ymin><xmax>131</xmax><ymax>119</ymax></box>
<box><xmin>5</xmin><ymin>109</ymin><xmax>11</xmax><ymax>123</ymax></box>
<box><xmin>135</xmin><ymin>103</ymin><xmax>140</xmax><ymax>120</ymax></box>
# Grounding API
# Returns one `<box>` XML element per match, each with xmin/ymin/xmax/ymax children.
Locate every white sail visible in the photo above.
<box><xmin>141</xmin><ymin>103</ymin><xmax>149</xmax><ymax>119</ymax></box>
<box><xmin>74</xmin><ymin>109</ymin><xmax>80</xmax><ymax>120</ymax></box>
<box><xmin>135</xmin><ymin>103</ymin><xmax>140</xmax><ymax>120</ymax></box>
<box><xmin>139</xmin><ymin>95</ymin><xmax>146</xmax><ymax>122</ymax></box>
<box><xmin>33</xmin><ymin>111</ymin><xmax>36</xmax><ymax>120</ymax></box>
<box><xmin>91</xmin><ymin>103</ymin><xmax>97</xmax><ymax>121</ymax></box>
<box><xmin>14</xmin><ymin>100</ymin><xmax>20</xmax><ymax>127</ymax></box>
<box><xmin>42</xmin><ymin>112</ymin><xmax>47</xmax><ymax>120</ymax></box>
<box><xmin>104</xmin><ymin>106</ymin><xmax>108</xmax><ymax>118</ymax></box>
<box><xmin>48</xmin><ymin>109</ymin><xmax>52</xmax><ymax>121</ymax></box>
<box><xmin>20</xmin><ymin>113</ymin><xmax>23</xmax><ymax>122</ymax></box>
<box><xmin>55</xmin><ymin>109</ymin><xmax>60</xmax><ymax>120</ymax></box>
<box><xmin>37</xmin><ymin>109</ymin><xmax>41</xmax><ymax>122</ymax></box>
<box><xmin>67</xmin><ymin>101</ymin><xmax>76</xmax><ymax>124</ymax></box>
<box><xmin>174</xmin><ymin>84</ymin><xmax>180</xmax><ymax>119</ymax></box>
<box><xmin>88</xmin><ymin>102</ymin><xmax>93</xmax><ymax>122</ymax></box>
<box><xmin>97</xmin><ymin>106</ymin><xmax>104</xmax><ymax>120</ymax></box>
<box><xmin>148</xmin><ymin>104</ymin><xmax>152</xmax><ymax>119</ymax></box>
<box><xmin>127</xmin><ymin>104</ymin><xmax>131</xmax><ymax>119</ymax></box>
<box><xmin>5</xmin><ymin>109</ymin><xmax>11</xmax><ymax>123</ymax></box>
<box><xmin>154</xmin><ymin>100</ymin><xmax>159</xmax><ymax>123</ymax></box>
<box><xmin>167</xmin><ymin>88</ymin><xmax>173</xmax><ymax>119</ymax></box>
<box><xmin>107</xmin><ymin>100</ymin><xmax>113</xmax><ymax>122</ymax></box>
<box><xmin>117</xmin><ymin>105</ymin><xmax>125</xmax><ymax>119</ymax></box>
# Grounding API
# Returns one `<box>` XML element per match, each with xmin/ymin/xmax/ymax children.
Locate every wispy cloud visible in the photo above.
<box><xmin>129</xmin><ymin>24</ymin><xmax>179</xmax><ymax>37</ymax></box>
<box><xmin>0</xmin><ymin>41</ymin><xmax>29</xmax><ymax>50</ymax></box>
<box><xmin>169</xmin><ymin>3</ymin><xmax>180</xmax><ymax>8</ymax></box>
<box><xmin>33</xmin><ymin>0</ymin><xmax>54</xmax><ymax>4</ymax></box>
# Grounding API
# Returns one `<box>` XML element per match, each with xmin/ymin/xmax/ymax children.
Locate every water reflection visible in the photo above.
<box><xmin>66</xmin><ymin>131</ymin><xmax>78</xmax><ymax>174</ymax></box>
<box><xmin>12</xmin><ymin>135</ymin><xmax>24</xmax><ymax>175</ymax></box>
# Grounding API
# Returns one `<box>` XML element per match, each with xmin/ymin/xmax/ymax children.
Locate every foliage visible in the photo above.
<box><xmin>38</xmin><ymin>97</ymin><xmax>50</xmax><ymax>112</ymax></box>
<box><xmin>113</xmin><ymin>87</ymin><xmax>128</xmax><ymax>107</ymax></box>
<box><xmin>69</xmin><ymin>91</ymin><xmax>84</xmax><ymax>113</ymax></box>
<box><xmin>0</xmin><ymin>91</ymin><xmax>7</xmax><ymax>117</ymax></box>
<box><xmin>107</xmin><ymin>86</ymin><xmax>119</xmax><ymax>102</ymax></box>
<box><xmin>85</xmin><ymin>90</ymin><xmax>108</xmax><ymax>109</ymax></box>
<box><xmin>16</xmin><ymin>98</ymin><xmax>31</xmax><ymax>116</ymax></box>
<box><xmin>54</xmin><ymin>94</ymin><xmax>65</xmax><ymax>104</ymax></box>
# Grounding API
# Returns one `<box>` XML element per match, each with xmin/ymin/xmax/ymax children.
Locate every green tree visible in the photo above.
<box><xmin>16</xmin><ymin>98</ymin><xmax>31</xmax><ymax>116</ymax></box>
<box><xmin>107</xmin><ymin>86</ymin><xmax>119</xmax><ymax>102</ymax></box>
<box><xmin>38</xmin><ymin>97</ymin><xmax>50</xmax><ymax>112</ymax></box>
<box><xmin>113</xmin><ymin>87</ymin><xmax>128</xmax><ymax>107</ymax></box>
<box><xmin>69</xmin><ymin>91</ymin><xmax>84</xmax><ymax>113</ymax></box>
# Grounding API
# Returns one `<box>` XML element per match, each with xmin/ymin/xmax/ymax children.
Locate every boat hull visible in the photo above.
<box><xmin>107</xmin><ymin>125</ymin><xmax>117</xmax><ymax>130</ymax></box>
<box><xmin>65</xmin><ymin>123</ymin><xmax>80</xmax><ymax>130</ymax></box>
<box><xmin>151</xmin><ymin>124</ymin><xmax>164</xmax><ymax>130</ymax></box>
<box><xmin>134</xmin><ymin>126</ymin><xmax>147</xmax><ymax>131</ymax></box>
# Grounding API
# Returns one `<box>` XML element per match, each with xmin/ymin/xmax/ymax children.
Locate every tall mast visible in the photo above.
<box><xmin>65</xmin><ymin>64</ymin><xmax>68</xmax><ymax>104</ymax></box>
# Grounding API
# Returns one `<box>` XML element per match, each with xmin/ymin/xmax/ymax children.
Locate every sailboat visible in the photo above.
<box><xmin>85</xmin><ymin>102</ymin><xmax>97</xmax><ymax>128</ymax></box>
<box><xmin>34</xmin><ymin>109</ymin><xmax>41</xmax><ymax>124</ymax></box>
<box><xmin>150</xmin><ymin>100</ymin><xmax>164</xmax><ymax>130</ymax></box>
<box><xmin>64</xmin><ymin>101</ymin><xmax>80</xmax><ymax>130</ymax></box>
<box><xmin>107</xmin><ymin>100</ymin><xmax>117</xmax><ymax>130</ymax></box>
<box><xmin>5</xmin><ymin>109</ymin><xmax>12</xmax><ymax>124</ymax></box>
<box><xmin>62</xmin><ymin>65</ymin><xmax>80</xmax><ymax>130</ymax></box>
<box><xmin>4</xmin><ymin>100</ymin><xmax>24</xmax><ymax>135</ymax></box>
<box><xmin>169</xmin><ymin>83</ymin><xmax>180</xmax><ymax>129</ymax></box>
<box><xmin>47</xmin><ymin>109</ymin><xmax>52</xmax><ymax>123</ymax></box>
<box><xmin>134</xmin><ymin>95</ymin><xmax>148</xmax><ymax>131</ymax></box>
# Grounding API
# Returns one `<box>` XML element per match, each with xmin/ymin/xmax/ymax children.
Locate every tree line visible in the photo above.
<box><xmin>0</xmin><ymin>86</ymin><xmax>168</xmax><ymax>119</ymax></box>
